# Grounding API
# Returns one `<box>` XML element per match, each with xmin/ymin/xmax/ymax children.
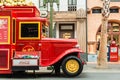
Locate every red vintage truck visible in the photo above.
<box><xmin>0</xmin><ymin>6</ymin><xmax>85</xmax><ymax>77</ymax></box>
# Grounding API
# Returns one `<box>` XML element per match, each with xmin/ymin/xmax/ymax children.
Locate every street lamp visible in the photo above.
<box><xmin>43</xmin><ymin>0</ymin><xmax>59</xmax><ymax>37</ymax></box>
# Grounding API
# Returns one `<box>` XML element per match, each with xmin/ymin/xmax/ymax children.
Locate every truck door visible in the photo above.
<box><xmin>15</xmin><ymin>19</ymin><xmax>41</xmax><ymax>59</ymax></box>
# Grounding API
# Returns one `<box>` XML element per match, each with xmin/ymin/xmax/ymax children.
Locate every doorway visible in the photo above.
<box><xmin>59</xmin><ymin>24</ymin><xmax>74</xmax><ymax>39</ymax></box>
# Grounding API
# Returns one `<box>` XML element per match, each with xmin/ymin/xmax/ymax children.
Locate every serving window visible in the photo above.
<box><xmin>19</xmin><ymin>22</ymin><xmax>40</xmax><ymax>39</ymax></box>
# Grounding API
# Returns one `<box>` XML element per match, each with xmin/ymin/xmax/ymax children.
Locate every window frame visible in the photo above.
<box><xmin>110</xmin><ymin>8</ymin><xmax>119</xmax><ymax>13</ymax></box>
<box><xmin>68</xmin><ymin>0</ymin><xmax>77</xmax><ymax>5</ymax></box>
<box><xmin>92</xmin><ymin>8</ymin><xmax>102</xmax><ymax>13</ymax></box>
<box><xmin>68</xmin><ymin>0</ymin><xmax>77</xmax><ymax>11</ymax></box>
<box><xmin>19</xmin><ymin>22</ymin><xmax>40</xmax><ymax>40</ymax></box>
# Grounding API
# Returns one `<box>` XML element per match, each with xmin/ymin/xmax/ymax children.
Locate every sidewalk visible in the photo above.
<box><xmin>83</xmin><ymin>62</ymin><xmax>120</xmax><ymax>73</ymax></box>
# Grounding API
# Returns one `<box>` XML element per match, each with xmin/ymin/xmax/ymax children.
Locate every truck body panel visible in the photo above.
<box><xmin>40</xmin><ymin>38</ymin><xmax>82</xmax><ymax>66</ymax></box>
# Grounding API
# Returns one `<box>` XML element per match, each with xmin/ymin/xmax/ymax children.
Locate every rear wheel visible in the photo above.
<box><xmin>62</xmin><ymin>56</ymin><xmax>83</xmax><ymax>77</ymax></box>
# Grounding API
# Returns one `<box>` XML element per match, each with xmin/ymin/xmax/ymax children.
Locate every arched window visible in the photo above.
<box><xmin>110</xmin><ymin>6</ymin><xmax>119</xmax><ymax>13</ymax></box>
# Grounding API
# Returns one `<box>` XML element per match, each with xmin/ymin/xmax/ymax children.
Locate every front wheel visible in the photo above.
<box><xmin>62</xmin><ymin>56</ymin><xmax>83</xmax><ymax>77</ymax></box>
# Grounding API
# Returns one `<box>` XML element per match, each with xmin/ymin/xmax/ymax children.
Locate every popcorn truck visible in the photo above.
<box><xmin>0</xmin><ymin>5</ymin><xmax>85</xmax><ymax>77</ymax></box>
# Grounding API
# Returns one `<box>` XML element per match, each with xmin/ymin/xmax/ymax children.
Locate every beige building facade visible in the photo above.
<box><xmin>44</xmin><ymin>0</ymin><xmax>120</xmax><ymax>61</ymax></box>
<box><xmin>50</xmin><ymin>9</ymin><xmax>87</xmax><ymax>53</ymax></box>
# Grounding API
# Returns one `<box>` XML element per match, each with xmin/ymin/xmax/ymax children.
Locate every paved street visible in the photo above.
<box><xmin>1</xmin><ymin>72</ymin><xmax>120</xmax><ymax>80</ymax></box>
<box><xmin>0</xmin><ymin>62</ymin><xmax>120</xmax><ymax>80</ymax></box>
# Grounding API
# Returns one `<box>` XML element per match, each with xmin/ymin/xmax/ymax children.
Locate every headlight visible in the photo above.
<box><xmin>75</xmin><ymin>44</ymin><xmax>80</xmax><ymax>48</ymax></box>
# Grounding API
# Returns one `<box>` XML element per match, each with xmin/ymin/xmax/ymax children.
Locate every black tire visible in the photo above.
<box><xmin>61</xmin><ymin>56</ymin><xmax>83</xmax><ymax>77</ymax></box>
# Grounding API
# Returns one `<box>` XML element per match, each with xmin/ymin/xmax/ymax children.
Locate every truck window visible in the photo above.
<box><xmin>42</xmin><ymin>24</ymin><xmax>49</xmax><ymax>38</ymax></box>
<box><xmin>19</xmin><ymin>22</ymin><xmax>40</xmax><ymax>39</ymax></box>
<box><xmin>13</xmin><ymin>19</ymin><xmax>15</xmax><ymax>43</ymax></box>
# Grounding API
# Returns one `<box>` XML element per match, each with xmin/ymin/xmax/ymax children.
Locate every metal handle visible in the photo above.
<box><xmin>17</xmin><ymin>43</ymin><xmax>24</xmax><ymax>46</ymax></box>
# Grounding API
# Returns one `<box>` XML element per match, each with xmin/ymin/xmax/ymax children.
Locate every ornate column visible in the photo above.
<box><xmin>76</xmin><ymin>8</ymin><xmax>87</xmax><ymax>53</ymax></box>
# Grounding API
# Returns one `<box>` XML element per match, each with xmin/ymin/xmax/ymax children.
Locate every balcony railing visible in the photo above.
<box><xmin>68</xmin><ymin>5</ymin><xmax>76</xmax><ymax>11</ymax></box>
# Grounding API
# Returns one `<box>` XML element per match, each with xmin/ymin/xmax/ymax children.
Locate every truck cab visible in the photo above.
<box><xmin>0</xmin><ymin>6</ymin><xmax>85</xmax><ymax>77</ymax></box>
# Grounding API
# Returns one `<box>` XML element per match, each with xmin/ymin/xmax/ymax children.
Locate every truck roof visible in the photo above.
<box><xmin>1</xmin><ymin>6</ymin><xmax>40</xmax><ymax>17</ymax></box>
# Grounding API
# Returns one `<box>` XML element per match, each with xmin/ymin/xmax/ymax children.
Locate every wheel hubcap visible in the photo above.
<box><xmin>66</xmin><ymin>59</ymin><xmax>79</xmax><ymax>73</ymax></box>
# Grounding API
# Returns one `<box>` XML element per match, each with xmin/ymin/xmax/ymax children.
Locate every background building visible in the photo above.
<box><xmin>87</xmin><ymin>0</ymin><xmax>120</xmax><ymax>61</ymax></box>
<box><xmin>1</xmin><ymin>0</ymin><xmax>120</xmax><ymax>61</ymax></box>
<box><xmin>35</xmin><ymin>0</ymin><xmax>86</xmax><ymax>11</ymax></box>
<box><xmin>33</xmin><ymin>0</ymin><xmax>87</xmax><ymax>54</ymax></box>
